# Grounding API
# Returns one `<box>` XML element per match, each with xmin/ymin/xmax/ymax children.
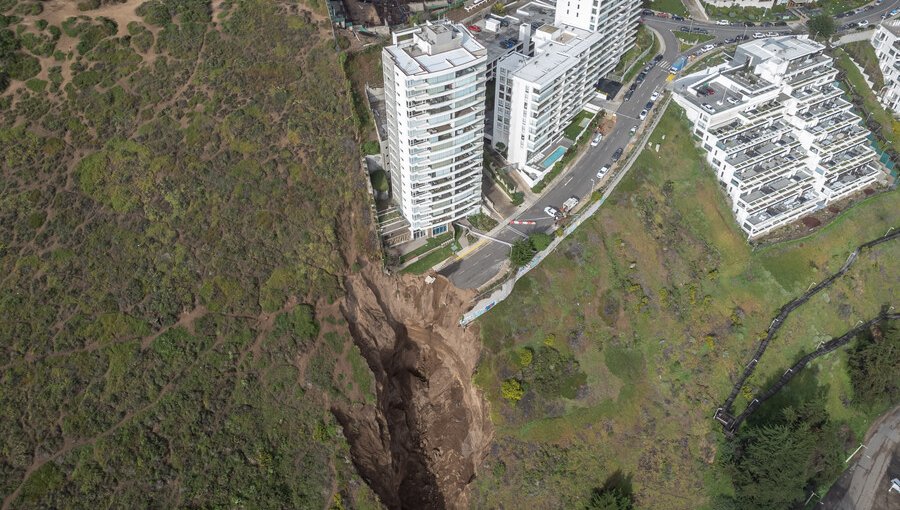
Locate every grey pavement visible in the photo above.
<box><xmin>822</xmin><ymin>404</ymin><xmax>900</xmax><ymax>510</ymax></box>
<box><xmin>439</xmin><ymin>0</ymin><xmax>900</xmax><ymax>289</ymax></box>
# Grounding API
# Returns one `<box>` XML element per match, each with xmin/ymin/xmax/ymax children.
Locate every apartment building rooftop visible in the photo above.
<box><xmin>504</xmin><ymin>23</ymin><xmax>598</xmax><ymax>86</ymax></box>
<box><xmin>386</xmin><ymin>23</ymin><xmax>486</xmax><ymax>76</ymax></box>
<box><xmin>737</xmin><ymin>35</ymin><xmax>824</xmax><ymax>64</ymax></box>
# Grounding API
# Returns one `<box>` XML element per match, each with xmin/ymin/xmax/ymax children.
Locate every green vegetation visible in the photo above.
<box><xmin>0</xmin><ymin>1</ymin><xmax>381</xmax><ymax>507</ymax></box>
<box><xmin>370</xmin><ymin>169</ymin><xmax>389</xmax><ymax>192</ymax></box>
<box><xmin>399</xmin><ymin>232</ymin><xmax>453</xmax><ymax>263</ymax></box>
<box><xmin>648</xmin><ymin>0</ymin><xmax>688</xmax><ymax>17</ymax></box>
<box><xmin>614</xmin><ymin>25</ymin><xmax>655</xmax><ymax>76</ymax></box>
<box><xmin>702</xmin><ymin>2</ymin><xmax>795</xmax><ymax>22</ymax></box>
<box><xmin>848</xmin><ymin>321</ymin><xmax>899</xmax><ymax>409</ymax></box>
<box><xmin>472</xmin><ymin>104</ymin><xmax>900</xmax><ymax>508</ymax></box>
<box><xmin>361</xmin><ymin>140</ymin><xmax>380</xmax><ymax>155</ymax></box>
<box><xmin>815</xmin><ymin>0</ymin><xmax>870</xmax><ymax>16</ymax></box>
<box><xmin>468</xmin><ymin>212</ymin><xmax>499</xmax><ymax>231</ymax></box>
<box><xmin>834</xmin><ymin>47</ymin><xmax>900</xmax><ymax>152</ymax></box>
<box><xmin>674</xmin><ymin>30</ymin><xmax>715</xmax><ymax>48</ymax></box>
<box><xmin>807</xmin><ymin>14</ymin><xmax>836</xmax><ymax>42</ymax></box>
<box><xmin>401</xmin><ymin>243</ymin><xmax>456</xmax><ymax>274</ymax></box>
<box><xmin>509</xmin><ymin>233</ymin><xmax>553</xmax><ymax>266</ymax></box>
<box><xmin>842</xmin><ymin>41</ymin><xmax>885</xmax><ymax>92</ymax></box>
<box><xmin>564</xmin><ymin>110</ymin><xmax>595</xmax><ymax>140</ymax></box>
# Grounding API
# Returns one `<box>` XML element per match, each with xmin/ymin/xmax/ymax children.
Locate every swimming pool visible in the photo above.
<box><xmin>540</xmin><ymin>147</ymin><xmax>567</xmax><ymax>169</ymax></box>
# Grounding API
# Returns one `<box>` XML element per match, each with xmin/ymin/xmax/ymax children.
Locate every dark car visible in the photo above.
<box><xmin>653</xmin><ymin>54</ymin><xmax>664</xmax><ymax>63</ymax></box>
<box><xmin>612</xmin><ymin>148</ymin><xmax>624</xmax><ymax>161</ymax></box>
<box><xmin>762</xmin><ymin>21</ymin><xmax>773</xmax><ymax>27</ymax></box>
<box><xmin>680</xmin><ymin>25</ymin><xmax>690</xmax><ymax>32</ymax></box>
<box><xmin>775</xmin><ymin>21</ymin><xmax>787</xmax><ymax>26</ymax></box>
<box><xmin>623</xmin><ymin>89</ymin><xmax>634</xmax><ymax>101</ymax></box>
<box><xmin>744</xmin><ymin>21</ymin><xmax>755</xmax><ymax>27</ymax></box>
<box><xmin>641</xmin><ymin>8</ymin><xmax>654</xmax><ymax>15</ymax></box>
<box><xmin>645</xmin><ymin>100</ymin><xmax>654</xmax><ymax>109</ymax></box>
<box><xmin>697</xmin><ymin>85</ymin><xmax>715</xmax><ymax>96</ymax></box>
<box><xmin>672</xmin><ymin>14</ymin><xmax>685</xmax><ymax>21</ymax></box>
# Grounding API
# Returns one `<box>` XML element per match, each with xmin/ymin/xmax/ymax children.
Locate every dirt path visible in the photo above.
<box><xmin>38</xmin><ymin>0</ymin><xmax>145</xmax><ymax>36</ymax></box>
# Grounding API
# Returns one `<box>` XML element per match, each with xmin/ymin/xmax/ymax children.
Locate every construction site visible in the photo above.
<box><xmin>328</xmin><ymin>0</ymin><xmax>471</xmax><ymax>32</ymax></box>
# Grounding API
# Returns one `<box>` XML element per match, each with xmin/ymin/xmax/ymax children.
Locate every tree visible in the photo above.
<box><xmin>729</xmin><ymin>424</ymin><xmax>815</xmax><ymax>510</ymax></box>
<box><xmin>807</xmin><ymin>15</ymin><xmax>835</xmax><ymax>42</ymax></box>
<box><xmin>848</xmin><ymin>321</ymin><xmax>900</xmax><ymax>407</ymax></box>
<box><xmin>509</xmin><ymin>238</ymin><xmax>536</xmax><ymax>266</ymax></box>
<box><xmin>530</xmin><ymin>232</ymin><xmax>553</xmax><ymax>251</ymax></box>
<box><xmin>587</xmin><ymin>487</ymin><xmax>632</xmax><ymax>510</ymax></box>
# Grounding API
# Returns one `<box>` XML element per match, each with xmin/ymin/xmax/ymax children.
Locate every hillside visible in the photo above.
<box><xmin>0</xmin><ymin>0</ymin><xmax>386</xmax><ymax>507</ymax></box>
<box><xmin>471</xmin><ymin>105</ymin><xmax>899</xmax><ymax>508</ymax></box>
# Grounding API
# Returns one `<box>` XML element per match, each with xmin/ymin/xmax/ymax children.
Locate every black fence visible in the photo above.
<box><xmin>715</xmin><ymin>228</ymin><xmax>900</xmax><ymax>434</ymax></box>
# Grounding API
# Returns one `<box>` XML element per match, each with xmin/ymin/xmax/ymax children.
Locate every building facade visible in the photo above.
<box><xmin>673</xmin><ymin>36</ymin><xmax>883</xmax><ymax>239</ymax></box>
<box><xmin>871</xmin><ymin>21</ymin><xmax>900</xmax><ymax>115</ymax></box>
<box><xmin>382</xmin><ymin>22</ymin><xmax>488</xmax><ymax>239</ymax></box>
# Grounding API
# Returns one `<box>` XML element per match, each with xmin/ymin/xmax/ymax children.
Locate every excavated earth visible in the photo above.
<box><xmin>335</xmin><ymin>265</ymin><xmax>493</xmax><ymax>509</ymax></box>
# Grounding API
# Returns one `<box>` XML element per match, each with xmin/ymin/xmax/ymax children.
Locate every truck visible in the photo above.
<box><xmin>669</xmin><ymin>56</ymin><xmax>687</xmax><ymax>74</ymax></box>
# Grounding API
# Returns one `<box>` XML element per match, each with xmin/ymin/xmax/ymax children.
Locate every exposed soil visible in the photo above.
<box><xmin>335</xmin><ymin>265</ymin><xmax>493</xmax><ymax>509</ymax></box>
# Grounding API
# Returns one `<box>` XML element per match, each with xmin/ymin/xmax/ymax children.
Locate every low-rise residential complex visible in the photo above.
<box><xmin>490</xmin><ymin>0</ymin><xmax>640</xmax><ymax>186</ymax></box>
<box><xmin>382</xmin><ymin>22</ymin><xmax>488</xmax><ymax>239</ymax></box>
<box><xmin>871</xmin><ymin>20</ymin><xmax>900</xmax><ymax>115</ymax></box>
<box><xmin>673</xmin><ymin>36</ymin><xmax>884</xmax><ymax>239</ymax></box>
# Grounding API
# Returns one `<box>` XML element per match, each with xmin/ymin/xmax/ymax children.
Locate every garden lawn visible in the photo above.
<box><xmin>401</xmin><ymin>243</ymin><xmax>456</xmax><ymax>274</ymax></box>
<box><xmin>471</xmin><ymin>104</ymin><xmax>900</xmax><ymax>509</ymax></box>
<box><xmin>563</xmin><ymin>110</ymin><xmax>595</xmax><ymax>141</ymax></box>
<box><xmin>649</xmin><ymin>0</ymin><xmax>688</xmax><ymax>16</ymax></box>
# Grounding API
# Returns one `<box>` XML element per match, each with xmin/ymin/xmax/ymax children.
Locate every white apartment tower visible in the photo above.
<box><xmin>673</xmin><ymin>36</ymin><xmax>883</xmax><ymax>239</ymax></box>
<box><xmin>382</xmin><ymin>22</ymin><xmax>488</xmax><ymax>239</ymax></box>
<box><xmin>871</xmin><ymin>21</ymin><xmax>900</xmax><ymax>115</ymax></box>
<box><xmin>491</xmin><ymin>0</ymin><xmax>639</xmax><ymax>185</ymax></box>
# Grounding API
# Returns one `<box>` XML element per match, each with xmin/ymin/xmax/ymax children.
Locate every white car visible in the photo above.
<box><xmin>716</xmin><ymin>19</ymin><xmax>729</xmax><ymax>25</ymax></box>
<box><xmin>650</xmin><ymin>91</ymin><xmax>660</xmax><ymax>101</ymax></box>
<box><xmin>857</xmin><ymin>20</ymin><xmax>869</xmax><ymax>28</ymax></box>
<box><xmin>700</xmin><ymin>44</ymin><xmax>715</xmax><ymax>52</ymax></box>
<box><xmin>630</xmin><ymin>125</ymin><xmax>637</xmax><ymax>135</ymax></box>
<box><xmin>639</xmin><ymin>109</ymin><xmax>648</xmax><ymax>120</ymax></box>
<box><xmin>596</xmin><ymin>166</ymin><xmax>609</xmax><ymax>179</ymax></box>
<box><xmin>765</xmin><ymin>31</ymin><xmax>778</xmax><ymax>37</ymax></box>
<box><xmin>591</xmin><ymin>132</ymin><xmax>603</xmax><ymax>146</ymax></box>
<box><xmin>753</xmin><ymin>32</ymin><xmax>765</xmax><ymax>38</ymax></box>
<box><xmin>544</xmin><ymin>206</ymin><xmax>560</xmax><ymax>218</ymax></box>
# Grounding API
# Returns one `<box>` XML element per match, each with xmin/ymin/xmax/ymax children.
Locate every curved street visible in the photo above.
<box><xmin>440</xmin><ymin>0</ymin><xmax>900</xmax><ymax>289</ymax></box>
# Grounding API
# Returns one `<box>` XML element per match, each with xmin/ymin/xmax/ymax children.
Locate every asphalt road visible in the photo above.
<box><xmin>441</xmin><ymin>0</ymin><xmax>900</xmax><ymax>289</ymax></box>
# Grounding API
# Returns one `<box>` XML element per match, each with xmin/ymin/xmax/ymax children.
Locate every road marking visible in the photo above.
<box><xmin>563</xmin><ymin>176</ymin><xmax>574</xmax><ymax>185</ymax></box>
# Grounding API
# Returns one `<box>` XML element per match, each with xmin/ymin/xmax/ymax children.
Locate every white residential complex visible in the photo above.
<box><xmin>673</xmin><ymin>36</ymin><xmax>884</xmax><ymax>239</ymax></box>
<box><xmin>491</xmin><ymin>0</ymin><xmax>640</xmax><ymax>186</ymax></box>
<box><xmin>382</xmin><ymin>22</ymin><xmax>487</xmax><ymax>239</ymax></box>
<box><xmin>871</xmin><ymin>21</ymin><xmax>900</xmax><ymax>115</ymax></box>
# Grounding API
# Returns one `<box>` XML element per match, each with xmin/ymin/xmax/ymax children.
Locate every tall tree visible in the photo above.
<box><xmin>730</xmin><ymin>425</ymin><xmax>815</xmax><ymax>510</ymax></box>
<box><xmin>807</xmin><ymin>15</ymin><xmax>836</xmax><ymax>42</ymax></box>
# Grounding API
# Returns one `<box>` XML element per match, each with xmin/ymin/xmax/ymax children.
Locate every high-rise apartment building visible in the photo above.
<box><xmin>673</xmin><ymin>36</ymin><xmax>883</xmax><ymax>239</ymax></box>
<box><xmin>871</xmin><ymin>21</ymin><xmax>900</xmax><ymax>115</ymax></box>
<box><xmin>382</xmin><ymin>22</ymin><xmax>488</xmax><ymax>239</ymax></box>
<box><xmin>491</xmin><ymin>0</ymin><xmax>638</xmax><ymax>185</ymax></box>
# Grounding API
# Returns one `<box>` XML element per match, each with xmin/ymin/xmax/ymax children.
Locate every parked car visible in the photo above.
<box><xmin>753</xmin><ymin>32</ymin><xmax>765</xmax><ymax>38</ymax></box>
<box><xmin>653</xmin><ymin>54</ymin><xmax>664</xmax><ymax>63</ymax></box>
<box><xmin>697</xmin><ymin>85</ymin><xmax>715</xmax><ymax>96</ymax></box>
<box><xmin>716</xmin><ymin>19</ymin><xmax>729</xmax><ymax>25</ymax></box>
<box><xmin>774</xmin><ymin>21</ymin><xmax>787</xmax><ymax>26</ymax></box>
<box><xmin>623</xmin><ymin>89</ymin><xmax>634</xmax><ymax>101</ymax></box>
<box><xmin>562</xmin><ymin>196</ymin><xmax>579</xmax><ymax>213</ymax></box>
<box><xmin>700</xmin><ymin>43</ymin><xmax>715</xmax><ymax>52</ymax></box>
<box><xmin>726</xmin><ymin>96</ymin><xmax>740</xmax><ymax>105</ymax></box>
<box><xmin>680</xmin><ymin>25</ymin><xmax>691</xmax><ymax>32</ymax></box>
<box><xmin>641</xmin><ymin>8</ymin><xmax>654</xmax><ymax>15</ymax></box>
<box><xmin>701</xmin><ymin>102</ymin><xmax>715</xmax><ymax>112</ymax></box>
<box><xmin>544</xmin><ymin>206</ymin><xmax>560</xmax><ymax>219</ymax></box>
<box><xmin>645</xmin><ymin>100</ymin><xmax>654</xmax><ymax>109</ymax></box>
<box><xmin>765</xmin><ymin>31</ymin><xmax>778</xmax><ymax>37</ymax></box>
<box><xmin>612</xmin><ymin>148</ymin><xmax>624</xmax><ymax>161</ymax></box>
<box><xmin>672</xmin><ymin>14</ymin><xmax>685</xmax><ymax>21</ymax></box>
<box><xmin>591</xmin><ymin>132</ymin><xmax>603</xmax><ymax>147</ymax></box>
<box><xmin>857</xmin><ymin>20</ymin><xmax>870</xmax><ymax>28</ymax></box>
<box><xmin>762</xmin><ymin>21</ymin><xmax>773</xmax><ymax>27</ymax></box>
<box><xmin>744</xmin><ymin>21</ymin><xmax>756</xmax><ymax>27</ymax></box>
<box><xmin>630</xmin><ymin>125</ymin><xmax>637</xmax><ymax>135</ymax></box>
<box><xmin>596</xmin><ymin>165</ymin><xmax>610</xmax><ymax>179</ymax></box>
<box><xmin>639</xmin><ymin>109</ymin><xmax>648</xmax><ymax>120</ymax></box>
<box><xmin>467</xmin><ymin>25</ymin><xmax>481</xmax><ymax>32</ymax></box>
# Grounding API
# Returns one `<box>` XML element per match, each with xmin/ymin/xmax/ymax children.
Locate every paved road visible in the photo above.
<box><xmin>821</xmin><ymin>404</ymin><xmax>900</xmax><ymax>510</ymax></box>
<box><xmin>440</xmin><ymin>0</ymin><xmax>900</xmax><ymax>289</ymax></box>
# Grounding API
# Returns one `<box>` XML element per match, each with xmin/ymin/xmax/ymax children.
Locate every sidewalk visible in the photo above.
<box><xmin>684</xmin><ymin>0</ymin><xmax>708</xmax><ymax>21</ymax></box>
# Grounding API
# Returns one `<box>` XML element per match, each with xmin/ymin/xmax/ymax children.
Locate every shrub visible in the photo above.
<box><xmin>509</xmin><ymin>238</ymin><xmax>536</xmax><ymax>266</ymax></box>
<box><xmin>530</xmin><ymin>232</ymin><xmax>552</xmax><ymax>251</ymax></box>
<box><xmin>501</xmin><ymin>379</ymin><xmax>524</xmax><ymax>402</ymax></box>
<box><xmin>370</xmin><ymin>169</ymin><xmax>389</xmax><ymax>192</ymax></box>
<box><xmin>361</xmin><ymin>140</ymin><xmax>380</xmax><ymax>155</ymax></box>
<box><xmin>517</xmin><ymin>347</ymin><xmax>533</xmax><ymax>367</ymax></box>
<box><xmin>25</xmin><ymin>78</ymin><xmax>46</xmax><ymax>92</ymax></box>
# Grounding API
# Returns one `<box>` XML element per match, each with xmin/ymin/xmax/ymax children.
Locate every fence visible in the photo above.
<box><xmin>460</xmin><ymin>97</ymin><xmax>672</xmax><ymax>325</ymax></box>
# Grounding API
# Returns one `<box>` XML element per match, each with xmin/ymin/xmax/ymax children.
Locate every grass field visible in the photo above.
<box><xmin>471</xmin><ymin>105</ymin><xmax>900</xmax><ymax>508</ymax></box>
<box><xmin>563</xmin><ymin>110</ymin><xmax>595</xmax><ymax>140</ymax></box>
<box><xmin>649</xmin><ymin>0</ymin><xmax>689</xmax><ymax>16</ymax></box>
<box><xmin>842</xmin><ymin>41</ymin><xmax>885</xmax><ymax>91</ymax></box>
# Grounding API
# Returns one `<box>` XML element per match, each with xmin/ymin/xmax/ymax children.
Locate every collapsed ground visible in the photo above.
<box><xmin>472</xmin><ymin>105</ymin><xmax>899</xmax><ymax>508</ymax></box>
